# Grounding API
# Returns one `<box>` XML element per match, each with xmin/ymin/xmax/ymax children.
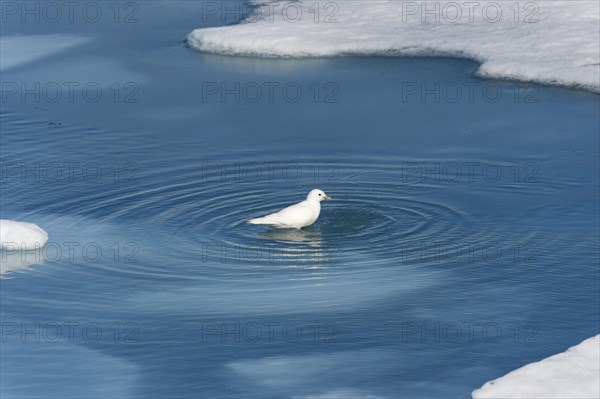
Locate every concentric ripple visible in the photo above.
<box><xmin>81</xmin><ymin>158</ymin><xmax>475</xmax><ymax>271</ymax></box>
<box><xmin>1</xmin><ymin>111</ymin><xmax>547</xmax><ymax>279</ymax></box>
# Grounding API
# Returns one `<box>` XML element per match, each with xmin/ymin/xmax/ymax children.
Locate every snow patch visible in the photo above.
<box><xmin>0</xmin><ymin>219</ymin><xmax>48</xmax><ymax>249</ymax></box>
<box><xmin>188</xmin><ymin>1</ymin><xmax>600</xmax><ymax>91</ymax></box>
<box><xmin>472</xmin><ymin>335</ymin><xmax>600</xmax><ymax>398</ymax></box>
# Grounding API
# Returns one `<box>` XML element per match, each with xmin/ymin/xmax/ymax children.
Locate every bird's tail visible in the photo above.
<box><xmin>248</xmin><ymin>216</ymin><xmax>271</xmax><ymax>225</ymax></box>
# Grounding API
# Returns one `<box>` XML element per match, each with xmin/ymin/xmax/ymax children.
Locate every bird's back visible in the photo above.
<box><xmin>260</xmin><ymin>200</ymin><xmax>320</xmax><ymax>228</ymax></box>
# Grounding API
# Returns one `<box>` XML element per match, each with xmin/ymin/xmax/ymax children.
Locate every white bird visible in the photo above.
<box><xmin>248</xmin><ymin>189</ymin><xmax>333</xmax><ymax>229</ymax></box>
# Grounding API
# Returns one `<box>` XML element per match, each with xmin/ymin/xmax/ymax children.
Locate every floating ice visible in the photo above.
<box><xmin>1</xmin><ymin>332</ymin><xmax>140</xmax><ymax>398</ymax></box>
<box><xmin>0</xmin><ymin>34</ymin><xmax>91</xmax><ymax>71</ymax></box>
<box><xmin>228</xmin><ymin>349</ymin><xmax>395</xmax><ymax>396</ymax></box>
<box><xmin>0</xmin><ymin>219</ymin><xmax>48</xmax><ymax>250</ymax></box>
<box><xmin>472</xmin><ymin>335</ymin><xmax>600</xmax><ymax>398</ymax></box>
<box><xmin>188</xmin><ymin>1</ymin><xmax>600</xmax><ymax>91</ymax></box>
<box><xmin>0</xmin><ymin>247</ymin><xmax>46</xmax><ymax>278</ymax></box>
<box><xmin>297</xmin><ymin>392</ymin><xmax>383</xmax><ymax>399</ymax></box>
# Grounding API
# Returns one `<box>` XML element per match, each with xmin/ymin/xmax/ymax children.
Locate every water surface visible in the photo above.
<box><xmin>1</xmin><ymin>1</ymin><xmax>599</xmax><ymax>398</ymax></box>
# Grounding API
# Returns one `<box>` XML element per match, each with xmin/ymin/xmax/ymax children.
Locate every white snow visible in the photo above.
<box><xmin>188</xmin><ymin>1</ymin><xmax>600</xmax><ymax>91</ymax></box>
<box><xmin>472</xmin><ymin>335</ymin><xmax>600</xmax><ymax>398</ymax></box>
<box><xmin>0</xmin><ymin>219</ymin><xmax>48</xmax><ymax>250</ymax></box>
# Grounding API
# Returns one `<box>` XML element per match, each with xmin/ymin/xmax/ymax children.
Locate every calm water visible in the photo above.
<box><xmin>1</xmin><ymin>2</ymin><xmax>599</xmax><ymax>398</ymax></box>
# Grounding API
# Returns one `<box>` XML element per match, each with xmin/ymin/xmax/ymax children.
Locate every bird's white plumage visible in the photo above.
<box><xmin>248</xmin><ymin>189</ymin><xmax>332</xmax><ymax>229</ymax></box>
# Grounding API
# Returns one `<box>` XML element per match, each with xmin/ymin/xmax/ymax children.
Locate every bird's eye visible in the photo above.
<box><xmin>319</xmin><ymin>193</ymin><xmax>321</xmax><ymax>196</ymax></box>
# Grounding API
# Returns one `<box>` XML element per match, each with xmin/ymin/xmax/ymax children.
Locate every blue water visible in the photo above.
<box><xmin>1</xmin><ymin>1</ymin><xmax>599</xmax><ymax>398</ymax></box>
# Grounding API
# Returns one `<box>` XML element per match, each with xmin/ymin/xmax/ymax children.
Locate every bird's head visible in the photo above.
<box><xmin>307</xmin><ymin>189</ymin><xmax>333</xmax><ymax>202</ymax></box>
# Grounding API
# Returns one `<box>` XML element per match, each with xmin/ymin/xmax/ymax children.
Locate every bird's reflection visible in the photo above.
<box><xmin>257</xmin><ymin>227</ymin><xmax>337</xmax><ymax>265</ymax></box>
<box><xmin>260</xmin><ymin>227</ymin><xmax>323</xmax><ymax>247</ymax></box>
